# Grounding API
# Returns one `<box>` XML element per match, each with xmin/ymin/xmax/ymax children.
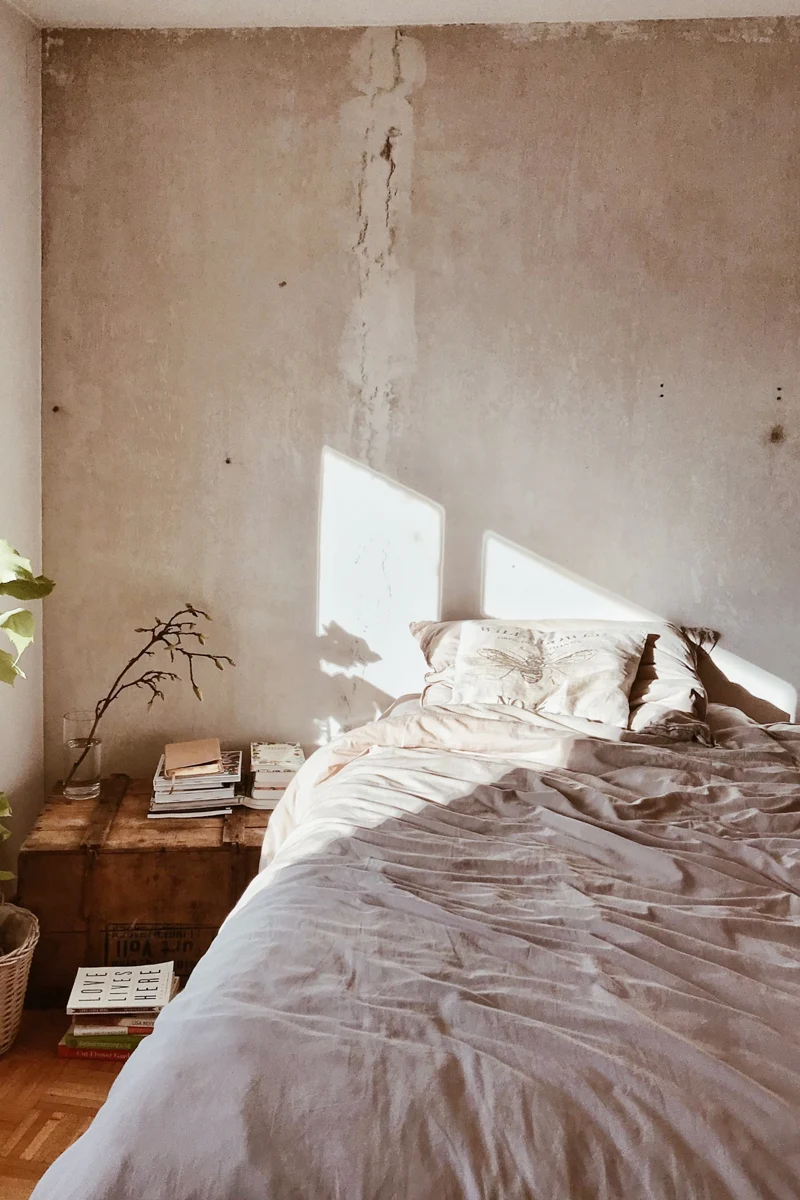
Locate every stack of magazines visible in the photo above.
<box><xmin>149</xmin><ymin>749</ymin><xmax>243</xmax><ymax>819</ymax></box>
<box><xmin>246</xmin><ymin>742</ymin><xmax>305</xmax><ymax>810</ymax></box>
<box><xmin>59</xmin><ymin>962</ymin><xmax>178</xmax><ymax>1061</ymax></box>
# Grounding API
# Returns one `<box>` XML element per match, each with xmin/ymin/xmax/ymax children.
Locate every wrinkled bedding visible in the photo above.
<box><xmin>33</xmin><ymin>703</ymin><xmax>800</xmax><ymax>1200</ymax></box>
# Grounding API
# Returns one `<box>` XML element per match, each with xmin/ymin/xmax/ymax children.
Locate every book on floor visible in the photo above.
<box><xmin>57</xmin><ymin>1038</ymin><xmax>134</xmax><ymax>1061</ymax></box>
<box><xmin>72</xmin><ymin>1012</ymin><xmax>160</xmax><ymax>1036</ymax></box>
<box><xmin>62</xmin><ymin>1031</ymin><xmax>150</xmax><ymax>1051</ymax></box>
<box><xmin>67</xmin><ymin>962</ymin><xmax>175</xmax><ymax>1016</ymax></box>
<box><xmin>61</xmin><ymin>971</ymin><xmax>179</xmax><ymax>1059</ymax></box>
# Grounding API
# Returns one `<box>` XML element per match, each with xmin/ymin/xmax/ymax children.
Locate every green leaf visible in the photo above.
<box><xmin>0</xmin><ymin>575</ymin><xmax>55</xmax><ymax>601</ymax></box>
<box><xmin>0</xmin><ymin>649</ymin><xmax>23</xmax><ymax>686</ymax></box>
<box><xmin>0</xmin><ymin>541</ymin><xmax>53</xmax><ymax>685</ymax></box>
<box><xmin>0</xmin><ymin>540</ymin><xmax>32</xmax><ymax>581</ymax></box>
<box><xmin>0</xmin><ymin>539</ymin><xmax>54</xmax><ymax>601</ymax></box>
<box><xmin>0</xmin><ymin>606</ymin><xmax>34</xmax><ymax>685</ymax></box>
<box><xmin>0</xmin><ymin>608</ymin><xmax>35</xmax><ymax>658</ymax></box>
<box><xmin>0</xmin><ymin>791</ymin><xmax>10</xmax><ymax>819</ymax></box>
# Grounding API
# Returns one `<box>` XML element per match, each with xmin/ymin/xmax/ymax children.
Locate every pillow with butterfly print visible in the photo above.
<box><xmin>450</xmin><ymin>622</ymin><xmax>648</xmax><ymax>727</ymax></box>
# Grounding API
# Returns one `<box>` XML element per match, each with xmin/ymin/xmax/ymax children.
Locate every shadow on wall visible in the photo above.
<box><xmin>314</xmin><ymin>620</ymin><xmax>392</xmax><ymax>744</ymax></box>
<box><xmin>313</xmin><ymin>447</ymin><xmax>796</xmax><ymax>736</ymax></box>
<box><xmin>482</xmin><ymin>532</ymin><xmax>796</xmax><ymax>723</ymax></box>
<box><xmin>315</xmin><ymin>447</ymin><xmax>443</xmax><ymax>740</ymax></box>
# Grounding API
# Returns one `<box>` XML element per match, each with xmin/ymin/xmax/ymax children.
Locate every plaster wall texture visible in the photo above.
<box><xmin>42</xmin><ymin>21</ymin><xmax>800</xmax><ymax>781</ymax></box>
<box><xmin>0</xmin><ymin>0</ymin><xmax>42</xmax><ymax>872</ymax></box>
<box><xmin>18</xmin><ymin>2</ymin><xmax>800</xmax><ymax>28</ymax></box>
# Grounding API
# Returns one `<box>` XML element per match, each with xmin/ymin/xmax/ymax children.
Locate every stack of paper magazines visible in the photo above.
<box><xmin>245</xmin><ymin>742</ymin><xmax>305</xmax><ymax>810</ymax></box>
<box><xmin>149</xmin><ymin>747</ymin><xmax>243</xmax><ymax>819</ymax></box>
<box><xmin>59</xmin><ymin>962</ymin><xmax>178</xmax><ymax>1061</ymax></box>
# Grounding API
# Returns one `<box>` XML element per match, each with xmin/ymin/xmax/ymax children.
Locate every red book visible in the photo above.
<box><xmin>57</xmin><ymin>1038</ymin><xmax>132</xmax><ymax>1062</ymax></box>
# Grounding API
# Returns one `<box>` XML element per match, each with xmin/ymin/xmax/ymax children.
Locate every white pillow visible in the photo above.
<box><xmin>411</xmin><ymin>618</ymin><xmax>715</xmax><ymax>739</ymax></box>
<box><xmin>450</xmin><ymin>622</ymin><xmax>647</xmax><ymax>728</ymax></box>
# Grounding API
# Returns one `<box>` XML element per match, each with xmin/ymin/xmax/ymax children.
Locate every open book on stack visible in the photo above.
<box><xmin>149</xmin><ymin>739</ymin><xmax>243</xmax><ymax>819</ymax></box>
<box><xmin>245</xmin><ymin>742</ymin><xmax>305</xmax><ymax>810</ymax></box>
<box><xmin>59</xmin><ymin>962</ymin><xmax>179</xmax><ymax>1060</ymax></box>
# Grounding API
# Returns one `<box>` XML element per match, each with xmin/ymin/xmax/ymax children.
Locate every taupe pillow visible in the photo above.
<box><xmin>628</xmin><ymin>626</ymin><xmax>717</xmax><ymax>740</ymax></box>
<box><xmin>410</xmin><ymin>618</ymin><xmax>716</xmax><ymax>740</ymax></box>
<box><xmin>450</xmin><ymin>622</ymin><xmax>646</xmax><ymax>727</ymax></box>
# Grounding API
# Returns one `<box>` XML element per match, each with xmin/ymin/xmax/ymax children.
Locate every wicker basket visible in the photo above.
<box><xmin>0</xmin><ymin>904</ymin><xmax>40</xmax><ymax>1055</ymax></box>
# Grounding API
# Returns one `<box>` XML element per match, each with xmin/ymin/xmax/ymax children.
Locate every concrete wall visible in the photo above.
<box><xmin>0</xmin><ymin>2</ymin><xmax>42</xmax><ymax>873</ymax></box>
<box><xmin>42</xmin><ymin>21</ymin><xmax>800</xmax><ymax>779</ymax></box>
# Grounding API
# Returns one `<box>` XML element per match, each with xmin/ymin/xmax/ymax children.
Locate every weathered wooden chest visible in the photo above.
<box><xmin>16</xmin><ymin>775</ymin><xmax>270</xmax><ymax>1006</ymax></box>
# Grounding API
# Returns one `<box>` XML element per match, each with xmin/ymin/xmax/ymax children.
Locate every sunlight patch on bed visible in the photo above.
<box><xmin>316</xmin><ymin>448</ymin><xmax>443</xmax><ymax>740</ymax></box>
<box><xmin>481</xmin><ymin>531</ymin><xmax>797</xmax><ymax>721</ymax></box>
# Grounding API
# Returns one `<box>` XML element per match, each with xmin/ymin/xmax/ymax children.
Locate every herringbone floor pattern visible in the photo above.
<box><xmin>0</xmin><ymin>1011</ymin><xmax>123</xmax><ymax>1199</ymax></box>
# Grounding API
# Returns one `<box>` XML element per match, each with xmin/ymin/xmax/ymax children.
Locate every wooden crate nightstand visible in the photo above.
<box><xmin>16</xmin><ymin>775</ymin><xmax>270</xmax><ymax>1006</ymax></box>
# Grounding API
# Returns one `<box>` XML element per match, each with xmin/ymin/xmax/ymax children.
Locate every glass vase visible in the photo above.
<box><xmin>63</xmin><ymin>711</ymin><xmax>102</xmax><ymax>800</ymax></box>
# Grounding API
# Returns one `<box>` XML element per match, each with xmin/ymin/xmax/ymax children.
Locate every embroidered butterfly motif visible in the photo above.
<box><xmin>477</xmin><ymin>642</ymin><xmax>596</xmax><ymax>685</ymax></box>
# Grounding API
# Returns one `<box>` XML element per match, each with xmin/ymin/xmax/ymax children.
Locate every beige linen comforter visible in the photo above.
<box><xmin>33</xmin><ymin>703</ymin><xmax>800</xmax><ymax>1199</ymax></box>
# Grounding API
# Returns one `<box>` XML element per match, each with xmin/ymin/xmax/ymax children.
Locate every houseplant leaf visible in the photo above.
<box><xmin>0</xmin><ymin>577</ymin><xmax>54</xmax><ymax>600</ymax></box>
<box><xmin>0</xmin><ymin>649</ymin><xmax>23</xmax><ymax>687</ymax></box>
<box><xmin>0</xmin><ymin>608</ymin><xmax>35</xmax><ymax>659</ymax></box>
<box><xmin>0</xmin><ymin>541</ymin><xmax>32</xmax><ymax>581</ymax></box>
<box><xmin>0</xmin><ymin>540</ymin><xmax>54</xmax><ymax>885</ymax></box>
<box><xmin>0</xmin><ymin>539</ymin><xmax>54</xmax><ymax>601</ymax></box>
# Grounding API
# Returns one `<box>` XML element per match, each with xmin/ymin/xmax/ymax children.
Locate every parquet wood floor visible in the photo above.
<box><xmin>0</xmin><ymin>1010</ymin><xmax>123</xmax><ymax>1199</ymax></box>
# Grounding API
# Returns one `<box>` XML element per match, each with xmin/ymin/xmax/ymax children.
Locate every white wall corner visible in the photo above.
<box><xmin>0</xmin><ymin>0</ymin><xmax>43</xmax><ymax>879</ymax></box>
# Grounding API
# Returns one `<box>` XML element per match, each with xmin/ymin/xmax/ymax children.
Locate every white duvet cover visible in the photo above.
<box><xmin>33</xmin><ymin>702</ymin><xmax>800</xmax><ymax>1200</ymax></box>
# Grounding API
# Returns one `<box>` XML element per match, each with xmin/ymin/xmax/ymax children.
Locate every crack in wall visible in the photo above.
<box><xmin>380</xmin><ymin>126</ymin><xmax>400</xmax><ymax>260</ymax></box>
<box><xmin>340</xmin><ymin>28</ymin><xmax>426</xmax><ymax>470</ymax></box>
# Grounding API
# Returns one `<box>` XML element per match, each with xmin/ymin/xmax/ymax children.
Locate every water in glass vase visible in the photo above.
<box><xmin>63</xmin><ymin>711</ymin><xmax>102</xmax><ymax>799</ymax></box>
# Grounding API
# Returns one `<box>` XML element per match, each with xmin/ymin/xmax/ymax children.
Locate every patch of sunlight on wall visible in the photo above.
<box><xmin>482</xmin><ymin>532</ymin><xmax>654</xmax><ymax>622</ymax></box>
<box><xmin>481</xmin><ymin>531</ymin><xmax>797</xmax><ymax>721</ymax></box>
<box><xmin>318</xmin><ymin>448</ymin><xmax>443</xmax><ymax>703</ymax></box>
<box><xmin>707</xmin><ymin>648</ymin><xmax>797</xmax><ymax>722</ymax></box>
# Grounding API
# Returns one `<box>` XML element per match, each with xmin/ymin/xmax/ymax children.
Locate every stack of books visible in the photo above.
<box><xmin>246</xmin><ymin>742</ymin><xmax>305</xmax><ymax>810</ymax></box>
<box><xmin>59</xmin><ymin>962</ymin><xmax>178</xmax><ymax>1061</ymax></box>
<box><xmin>149</xmin><ymin>738</ymin><xmax>243</xmax><ymax>819</ymax></box>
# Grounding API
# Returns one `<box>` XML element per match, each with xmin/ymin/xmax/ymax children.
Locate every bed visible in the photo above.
<box><xmin>31</xmin><ymin>623</ymin><xmax>800</xmax><ymax>1200</ymax></box>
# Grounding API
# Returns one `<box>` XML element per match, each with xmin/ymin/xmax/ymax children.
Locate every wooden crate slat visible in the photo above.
<box><xmin>17</xmin><ymin>777</ymin><xmax>271</xmax><ymax>1006</ymax></box>
<box><xmin>108</xmin><ymin>786</ymin><xmax>229</xmax><ymax>851</ymax></box>
<box><xmin>79</xmin><ymin>774</ymin><xmax>130</xmax><ymax>850</ymax></box>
